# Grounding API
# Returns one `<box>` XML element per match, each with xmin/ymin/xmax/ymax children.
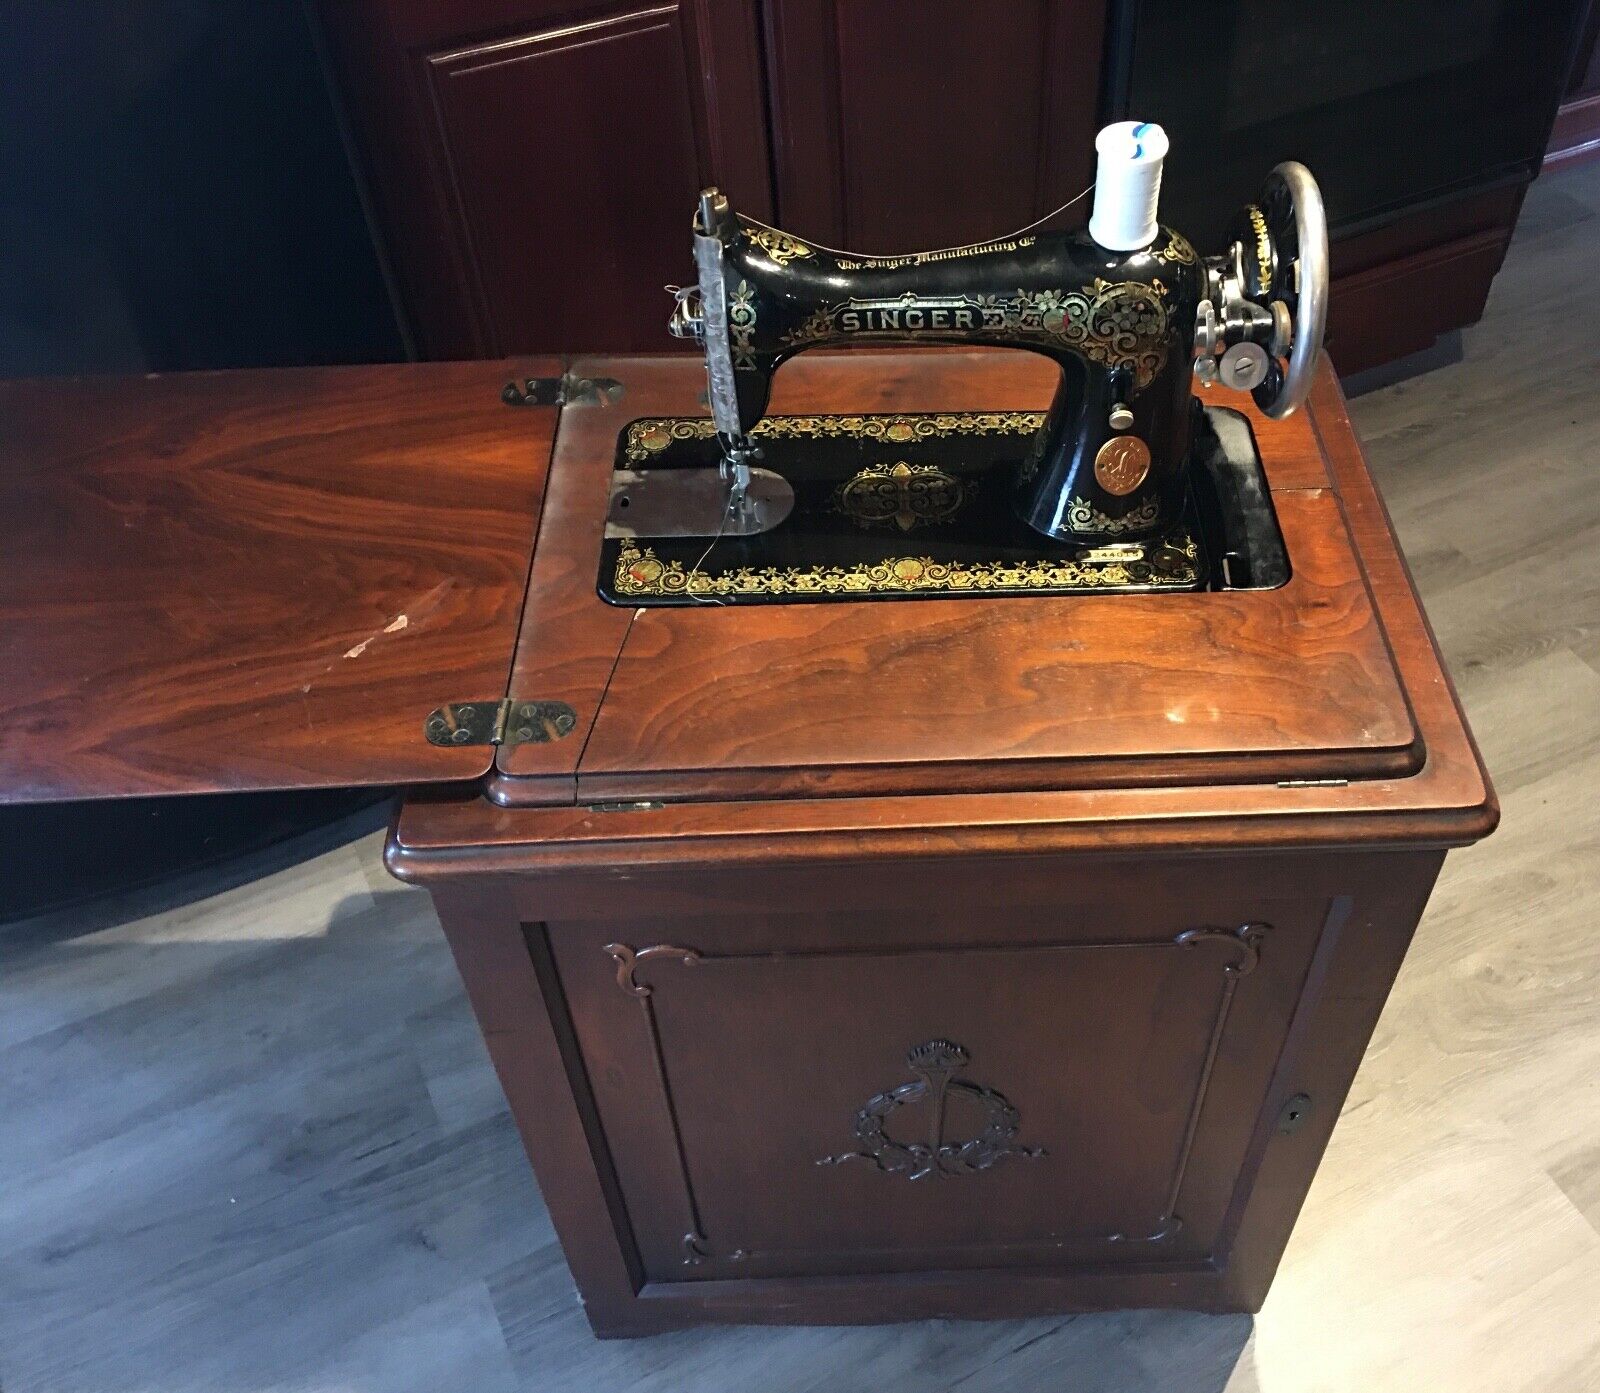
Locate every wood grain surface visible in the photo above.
<box><xmin>0</xmin><ymin>360</ymin><xmax>558</xmax><ymax>802</ymax></box>
<box><xmin>545</xmin><ymin>877</ymin><xmax>1326</xmax><ymax>1289</ymax></box>
<box><xmin>393</xmin><ymin>357</ymin><xmax>1494</xmax><ymax>875</ymax></box>
<box><xmin>493</xmin><ymin>351</ymin><xmax>1414</xmax><ymax>806</ymax></box>
<box><xmin>762</xmin><ymin>0</ymin><xmax>1103</xmax><ymax>252</ymax></box>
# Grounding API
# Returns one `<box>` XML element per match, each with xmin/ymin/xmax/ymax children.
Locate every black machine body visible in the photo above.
<box><xmin>667</xmin><ymin>137</ymin><xmax>1328</xmax><ymax>550</ymax></box>
<box><xmin>690</xmin><ymin>209</ymin><xmax>1203</xmax><ymax>543</ymax></box>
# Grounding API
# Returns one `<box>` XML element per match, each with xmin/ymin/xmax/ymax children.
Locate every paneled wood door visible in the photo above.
<box><xmin>762</xmin><ymin>0</ymin><xmax>1107</xmax><ymax>253</ymax></box>
<box><xmin>317</xmin><ymin>0</ymin><xmax>773</xmax><ymax>356</ymax></box>
<box><xmin>547</xmin><ymin>879</ymin><xmax>1327</xmax><ymax>1284</ymax></box>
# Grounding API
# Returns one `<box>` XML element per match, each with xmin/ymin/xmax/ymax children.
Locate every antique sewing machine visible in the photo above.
<box><xmin>599</xmin><ymin>123</ymin><xmax>1327</xmax><ymax>605</ymax></box>
<box><xmin>3</xmin><ymin>118</ymin><xmax>1495</xmax><ymax>1342</ymax></box>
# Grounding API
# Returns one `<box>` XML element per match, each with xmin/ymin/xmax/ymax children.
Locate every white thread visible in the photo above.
<box><xmin>1088</xmin><ymin>121</ymin><xmax>1167</xmax><ymax>252</ymax></box>
<box><xmin>684</xmin><ymin>494</ymin><xmax>734</xmax><ymax>606</ymax></box>
<box><xmin>738</xmin><ymin>182</ymin><xmax>1096</xmax><ymax>262</ymax></box>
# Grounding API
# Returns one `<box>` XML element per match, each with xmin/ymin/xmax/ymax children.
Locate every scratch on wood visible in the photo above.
<box><xmin>341</xmin><ymin>582</ymin><xmax>447</xmax><ymax>660</ymax></box>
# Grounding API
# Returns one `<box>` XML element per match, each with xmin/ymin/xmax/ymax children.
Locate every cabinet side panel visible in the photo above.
<box><xmin>422</xmin><ymin>8</ymin><xmax>706</xmax><ymax>354</ymax></box>
<box><xmin>432</xmin><ymin>886</ymin><xmax>642</xmax><ymax>1333</ymax></box>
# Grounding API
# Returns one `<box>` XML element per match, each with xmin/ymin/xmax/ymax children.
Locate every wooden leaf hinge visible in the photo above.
<box><xmin>424</xmin><ymin>699</ymin><xmax>577</xmax><ymax>749</ymax></box>
<box><xmin>501</xmin><ymin>374</ymin><xmax>623</xmax><ymax>407</ymax></box>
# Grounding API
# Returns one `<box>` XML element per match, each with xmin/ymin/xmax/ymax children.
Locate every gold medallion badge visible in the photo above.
<box><xmin>1094</xmin><ymin>436</ymin><xmax>1152</xmax><ymax>496</ymax></box>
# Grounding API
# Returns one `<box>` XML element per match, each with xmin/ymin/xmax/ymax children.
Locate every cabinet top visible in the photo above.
<box><xmin>0</xmin><ymin>350</ymin><xmax>1493</xmax><ymax>859</ymax></box>
<box><xmin>400</xmin><ymin>352</ymin><xmax>1493</xmax><ymax>867</ymax></box>
<box><xmin>488</xmin><ymin>352</ymin><xmax>1415</xmax><ymax>799</ymax></box>
<box><xmin>0</xmin><ymin>359</ymin><xmax>558</xmax><ymax>803</ymax></box>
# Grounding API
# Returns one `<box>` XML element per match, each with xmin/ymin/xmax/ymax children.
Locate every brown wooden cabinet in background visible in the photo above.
<box><xmin>318</xmin><ymin>0</ymin><xmax>1111</xmax><ymax>356</ymax></box>
<box><xmin>318</xmin><ymin>0</ymin><xmax>772</xmax><ymax>355</ymax></box>
<box><xmin>1548</xmin><ymin>0</ymin><xmax>1600</xmax><ymax>172</ymax></box>
<box><xmin>762</xmin><ymin>0</ymin><xmax>1104</xmax><ymax>250</ymax></box>
<box><xmin>317</xmin><ymin>1</ymin><xmax>1588</xmax><ymax>369</ymax></box>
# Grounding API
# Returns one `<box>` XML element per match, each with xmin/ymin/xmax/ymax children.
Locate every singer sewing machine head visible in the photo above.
<box><xmin>597</xmin><ymin>126</ymin><xmax>1327</xmax><ymax>606</ymax></box>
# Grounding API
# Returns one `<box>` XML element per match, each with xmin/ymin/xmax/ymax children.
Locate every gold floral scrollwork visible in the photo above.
<box><xmin>622</xmin><ymin>410</ymin><xmax>1046</xmax><ymax>461</ymax></box>
<box><xmin>1153</xmin><ymin>230</ymin><xmax>1198</xmax><ymax>266</ymax></box>
<box><xmin>1052</xmin><ymin>279</ymin><xmax>1169</xmax><ymax>388</ymax></box>
<box><xmin>783</xmin><ymin>305</ymin><xmax>836</xmax><ymax>348</ymax></box>
<box><xmin>627</xmin><ymin>419</ymin><xmax>704</xmax><ymax>457</ymax></box>
<box><xmin>1063</xmin><ymin>496</ymin><xmax>1161</xmax><ymax>537</ymax></box>
<box><xmin>777</xmin><ymin>282</ymin><xmax>1171</xmax><ymax>388</ymax></box>
<box><xmin>1247</xmin><ymin>205</ymin><xmax>1273</xmax><ymax>290</ymax></box>
<box><xmin>834</xmin><ymin>461</ymin><xmax>970</xmax><ymax>532</ymax></box>
<box><xmin>612</xmin><ymin>534</ymin><xmax>1199</xmax><ymax>599</ymax></box>
<box><xmin>729</xmin><ymin>280</ymin><xmax>757</xmax><ymax>369</ymax></box>
<box><xmin>747</xmin><ymin>225</ymin><xmax>814</xmax><ymax>267</ymax></box>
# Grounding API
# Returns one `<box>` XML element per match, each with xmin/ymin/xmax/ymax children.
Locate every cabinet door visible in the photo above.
<box><xmin>763</xmin><ymin>0</ymin><xmax>1106</xmax><ymax>251</ymax></box>
<box><xmin>317</xmin><ymin>0</ymin><xmax>772</xmax><ymax>356</ymax></box>
<box><xmin>550</xmin><ymin>882</ymin><xmax>1328</xmax><ymax>1283</ymax></box>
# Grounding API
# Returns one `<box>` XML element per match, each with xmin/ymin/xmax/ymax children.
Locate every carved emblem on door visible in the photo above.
<box><xmin>817</xmin><ymin>1039</ymin><xmax>1045</xmax><ymax>1180</ymax></box>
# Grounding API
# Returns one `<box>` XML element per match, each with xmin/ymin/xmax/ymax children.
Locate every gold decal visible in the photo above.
<box><xmin>729</xmin><ymin>280</ymin><xmax>757</xmax><ymax>370</ymax></box>
<box><xmin>1094</xmin><ymin>436</ymin><xmax>1152</xmax><ymax>496</ymax></box>
<box><xmin>614</xmin><ymin>534</ymin><xmax>1197</xmax><ymax>598</ymax></box>
<box><xmin>834</xmin><ymin>234</ymin><xmax>1037</xmax><ymax>271</ymax></box>
<box><xmin>746</xmin><ymin>226</ymin><xmax>813</xmax><ymax>267</ymax></box>
<box><xmin>1153</xmin><ymin>230</ymin><xmax>1198</xmax><ymax>266</ymax></box>
<box><xmin>780</xmin><ymin>281</ymin><xmax>1170</xmax><ymax>389</ymax></box>
<box><xmin>1064</xmin><ymin>496</ymin><xmax>1160</xmax><ymax>537</ymax></box>
<box><xmin>1247</xmin><ymin>206</ymin><xmax>1273</xmax><ymax>290</ymax></box>
<box><xmin>612</xmin><ymin>410</ymin><xmax>1195</xmax><ymax>596</ymax></box>
<box><xmin>624</xmin><ymin>410</ymin><xmax>1046</xmax><ymax>461</ymax></box>
<box><xmin>834</xmin><ymin>461</ymin><xmax>970</xmax><ymax>533</ymax></box>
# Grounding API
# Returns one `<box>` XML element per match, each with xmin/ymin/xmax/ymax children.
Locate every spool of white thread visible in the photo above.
<box><xmin>1087</xmin><ymin>121</ymin><xmax>1168</xmax><ymax>252</ymax></box>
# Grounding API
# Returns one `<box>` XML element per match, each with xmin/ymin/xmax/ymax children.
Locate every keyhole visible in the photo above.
<box><xmin>1277</xmin><ymin>1092</ymin><xmax>1312</xmax><ymax>1135</ymax></box>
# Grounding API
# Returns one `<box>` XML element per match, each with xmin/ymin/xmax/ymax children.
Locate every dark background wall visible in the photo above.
<box><xmin>0</xmin><ymin>0</ymin><xmax>404</xmax><ymax>377</ymax></box>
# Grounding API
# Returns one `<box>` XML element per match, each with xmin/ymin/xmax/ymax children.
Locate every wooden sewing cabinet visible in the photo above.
<box><xmin>0</xmin><ymin>351</ymin><xmax>1494</xmax><ymax>1336</ymax></box>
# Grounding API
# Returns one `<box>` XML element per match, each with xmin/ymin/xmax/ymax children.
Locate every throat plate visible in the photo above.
<box><xmin>605</xmin><ymin>467</ymin><xmax>795</xmax><ymax>539</ymax></box>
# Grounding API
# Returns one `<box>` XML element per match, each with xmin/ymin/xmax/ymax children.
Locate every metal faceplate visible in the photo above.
<box><xmin>693</xmin><ymin>225</ymin><xmax>744</xmax><ymax>445</ymax></box>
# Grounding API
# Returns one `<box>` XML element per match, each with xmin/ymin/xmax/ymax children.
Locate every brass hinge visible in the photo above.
<box><xmin>501</xmin><ymin>373</ymin><xmax>623</xmax><ymax>408</ymax></box>
<box><xmin>425</xmin><ymin>699</ymin><xmax>577</xmax><ymax>749</ymax></box>
<box><xmin>1276</xmin><ymin>778</ymin><xmax>1349</xmax><ymax>789</ymax></box>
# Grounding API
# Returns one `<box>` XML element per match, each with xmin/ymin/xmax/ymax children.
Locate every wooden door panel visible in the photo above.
<box><xmin>550</xmin><ymin>885</ymin><xmax>1328</xmax><ymax>1283</ymax></box>
<box><xmin>764</xmin><ymin>0</ymin><xmax>1106</xmax><ymax>250</ymax></box>
<box><xmin>422</xmin><ymin>8</ymin><xmax>703</xmax><ymax>354</ymax></box>
<box><xmin>317</xmin><ymin>0</ymin><xmax>771</xmax><ymax>356</ymax></box>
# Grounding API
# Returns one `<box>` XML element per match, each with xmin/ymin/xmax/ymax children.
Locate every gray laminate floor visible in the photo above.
<box><xmin>4</xmin><ymin>164</ymin><xmax>1600</xmax><ymax>1392</ymax></box>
